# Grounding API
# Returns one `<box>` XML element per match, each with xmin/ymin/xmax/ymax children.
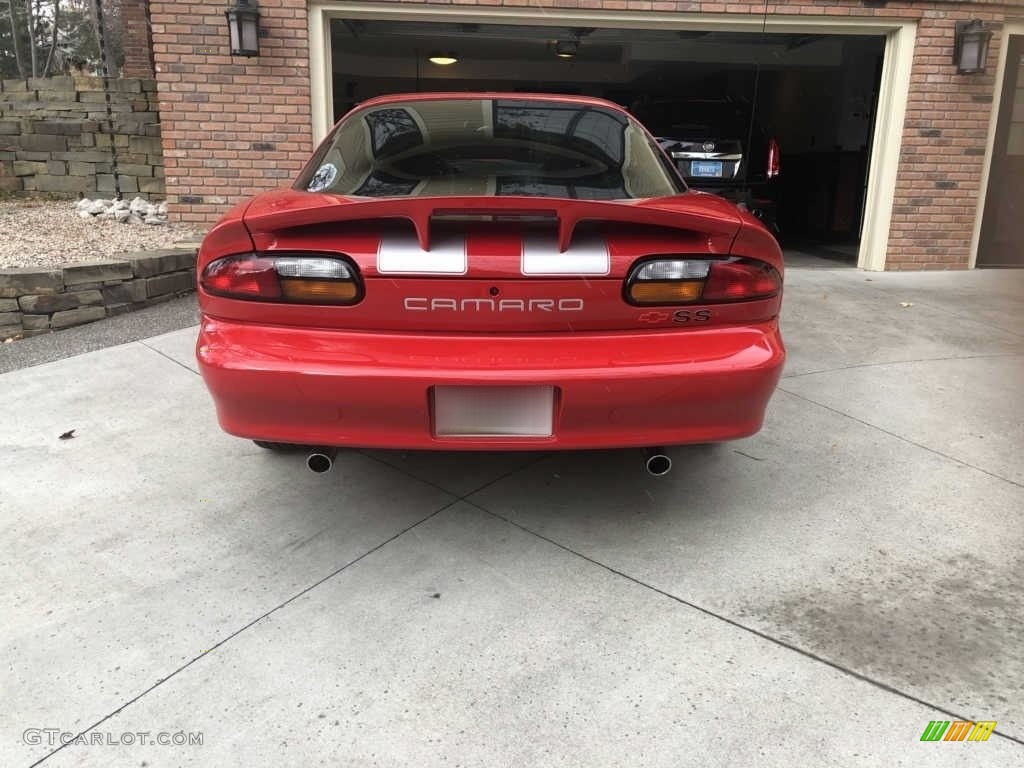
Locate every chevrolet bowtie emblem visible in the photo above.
<box><xmin>638</xmin><ymin>311</ymin><xmax>671</xmax><ymax>324</ymax></box>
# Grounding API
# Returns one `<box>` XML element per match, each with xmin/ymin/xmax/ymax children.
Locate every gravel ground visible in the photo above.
<box><xmin>0</xmin><ymin>197</ymin><xmax>202</xmax><ymax>269</ymax></box>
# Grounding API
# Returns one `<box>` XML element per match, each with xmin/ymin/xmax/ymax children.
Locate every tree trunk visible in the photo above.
<box><xmin>25</xmin><ymin>0</ymin><xmax>37</xmax><ymax>78</ymax></box>
<box><xmin>8</xmin><ymin>1</ymin><xmax>26</xmax><ymax>78</ymax></box>
<box><xmin>42</xmin><ymin>0</ymin><xmax>60</xmax><ymax>76</ymax></box>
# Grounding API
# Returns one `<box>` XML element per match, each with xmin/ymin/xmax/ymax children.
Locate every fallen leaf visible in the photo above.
<box><xmin>59</xmin><ymin>430</ymin><xmax>76</xmax><ymax>440</ymax></box>
<box><xmin>900</xmin><ymin>302</ymin><xmax>914</xmax><ymax>308</ymax></box>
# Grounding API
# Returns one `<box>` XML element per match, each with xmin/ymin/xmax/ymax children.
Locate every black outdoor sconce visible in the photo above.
<box><xmin>953</xmin><ymin>20</ymin><xmax>992</xmax><ymax>75</ymax></box>
<box><xmin>226</xmin><ymin>0</ymin><xmax>261</xmax><ymax>57</ymax></box>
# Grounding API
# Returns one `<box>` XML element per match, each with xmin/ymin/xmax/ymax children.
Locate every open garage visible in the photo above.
<box><xmin>326</xmin><ymin>20</ymin><xmax>886</xmax><ymax>265</ymax></box>
<box><xmin>136</xmin><ymin>0</ymin><xmax>1014</xmax><ymax>272</ymax></box>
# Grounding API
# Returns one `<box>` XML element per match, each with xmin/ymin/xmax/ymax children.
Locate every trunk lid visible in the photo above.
<box><xmin>231</xmin><ymin>190</ymin><xmax>773</xmax><ymax>333</ymax></box>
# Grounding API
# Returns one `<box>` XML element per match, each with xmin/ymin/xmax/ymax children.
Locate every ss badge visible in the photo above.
<box><xmin>673</xmin><ymin>309</ymin><xmax>712</xmax><ymax>323</ymax></box>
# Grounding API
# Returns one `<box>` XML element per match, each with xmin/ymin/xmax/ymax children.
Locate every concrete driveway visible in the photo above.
<box><xmin>2</xmin><ymin>266</ymin><xmax>1022</xmax><ymax>767</ymax></box>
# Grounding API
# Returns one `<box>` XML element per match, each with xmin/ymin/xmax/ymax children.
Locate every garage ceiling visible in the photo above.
<box><xmin>330</xmin><ymin>20</ymin><xmax>861</xmax><ymax>69</ymax></box>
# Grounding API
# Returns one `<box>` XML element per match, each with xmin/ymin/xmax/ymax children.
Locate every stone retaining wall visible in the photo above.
<box><xmin>0</xmin><ymin>76</ymin><xmax>163</xmax><ymax>197</ymax></box>
<box><xmin>0</xmin><ymin>249</ymin><xmax>196</xmax><ymax>341</ymax></box>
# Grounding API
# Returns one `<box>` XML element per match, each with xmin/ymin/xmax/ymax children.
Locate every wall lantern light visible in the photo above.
<box><xmin>226</xmin><ymin>0</ymin><xmax>261</xmax><ymax>58</ymax></box>
<box><xmin>429</xmin><ymin>52</ymin><xmax>458</xmax><ymax>66</ymax></box>
<box><xmin>953</xmin><ymin>20</ymin><xmax>992</xmax><ymax>75</ymax></box>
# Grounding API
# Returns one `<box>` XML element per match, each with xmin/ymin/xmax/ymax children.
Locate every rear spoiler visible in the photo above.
<box><xmin>242</xmin><ymin>194</ymin><xmax>741</xmax><ymax>254</ymax></box>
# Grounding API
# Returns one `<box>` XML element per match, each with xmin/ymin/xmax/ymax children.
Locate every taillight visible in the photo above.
<box><xmin>201</xmin><ymin>253</ymin><xmax>362</xmax><ymax>304</ymax></box>
<box><xmin>702</xmin><ymin>260</ymin><xmax>780</xmax><ymax>301</ymax></box>
<box><xmin>767</xmin><ymin>137</ymin><xmax>780</xmax><ymax>179</ymax></box>
<box><xmin>625</xmin><ymin>258</ymin><xmax>780</xmax><ymax>305</ymax></box>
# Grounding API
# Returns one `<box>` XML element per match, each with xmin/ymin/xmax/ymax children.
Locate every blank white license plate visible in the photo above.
<box><xmin>433</xmin><ymin>386</ymin><xmax>554</xmax><ymax>437</ymax></box>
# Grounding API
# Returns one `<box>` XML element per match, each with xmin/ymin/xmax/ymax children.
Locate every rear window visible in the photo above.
<box><xmin>296</xmin><ymin>98</ymin><xmax>683</xmax><ymax>200</ymax></box>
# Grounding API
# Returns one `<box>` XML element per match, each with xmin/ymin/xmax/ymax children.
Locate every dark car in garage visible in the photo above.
<box><xmin>636</xmin><ymin>98</ymin><xmax>781</xmax><ymax>233</ymax></box>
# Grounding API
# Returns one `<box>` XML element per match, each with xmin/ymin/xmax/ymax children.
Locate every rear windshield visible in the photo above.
<box><xmin>295</xmin><ymin>98</ymin><xmax>684</xmax><ymax>200</ymax></box>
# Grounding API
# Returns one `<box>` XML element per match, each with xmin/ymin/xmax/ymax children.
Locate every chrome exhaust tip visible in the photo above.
<box><xmin>306</xmin><ymin>448</ymin><xmax>338</xmax><ymax>474</ymax></box>
<box><xmin>645</xmin><ymin>448</ymin><xmax>672</xmax><ymax>477</ymax></box>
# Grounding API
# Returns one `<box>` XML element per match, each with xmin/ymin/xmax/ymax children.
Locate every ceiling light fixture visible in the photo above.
<box><xmin>428</xmin><ymin>52</ymin><xmax>458</xmax><ymax>66</ymax></box>
<box><xmin>555</xmin><ymin>40</ymin><xmax>578</xmax><ymax>59</ymax></box>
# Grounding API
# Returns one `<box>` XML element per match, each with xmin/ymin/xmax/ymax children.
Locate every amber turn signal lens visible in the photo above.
<box><xmin>280</xmin><ymin>279</ymin><xmax>359</xmax><ymax>303</ymax></box>
<box><xmin>628</xmin><ymin>281</ymin><xmax>704</xmax><ymax>304</ymax></box>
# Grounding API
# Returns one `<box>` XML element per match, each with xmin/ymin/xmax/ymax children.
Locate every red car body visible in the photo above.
<box><xmin>196</xmin><ymin>93</ymin><xmax>784</xmax><ymax>451</ymax></box>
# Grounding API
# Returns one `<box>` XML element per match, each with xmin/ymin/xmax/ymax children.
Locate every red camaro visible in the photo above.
<box><xmin>196</xmin><ymin>93</ymin><xmax>785</xmax><ymax>475</ymax></box>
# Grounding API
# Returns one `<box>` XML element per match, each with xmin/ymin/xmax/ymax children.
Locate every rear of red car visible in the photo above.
<box><xmin>195</xmin><ymin>94</ymin><xmax>784</xmax><ymax>451</ymax></box>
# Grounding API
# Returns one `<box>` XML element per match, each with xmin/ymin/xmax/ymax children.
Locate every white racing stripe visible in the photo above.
<box><xmin>377</xmin><ymin>231</ymin><xmax>467</xmax><ymax>275</ymax></box>
<box><xmin>521</xmin><ymin>233</ymin><xmax>610</xmax><ymax>276</ymax></box>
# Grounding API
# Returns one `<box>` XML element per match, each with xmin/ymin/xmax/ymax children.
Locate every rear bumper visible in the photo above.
<box><xmin>196</xmin><ymin>318</ymin><xmax>785</xmax><ymax>450</ymax></box>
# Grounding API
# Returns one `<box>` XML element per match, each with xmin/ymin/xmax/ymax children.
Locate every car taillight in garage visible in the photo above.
<box><xmin>767</xmin><ymin>137</ymin><xmax>780</xmax><ymax>179</ymax></box>
<box><xmin>626</xmin><ymin>258</ymin><xmax>781</xmax><ymax>305</ymax></box>
<box><xmin>201</xmin><ymin>254</ymin><xmax>362</xmax><ymax>304</ymax></box>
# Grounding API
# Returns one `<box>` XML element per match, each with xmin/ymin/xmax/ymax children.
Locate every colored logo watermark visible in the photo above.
<box><xmin>921</xmin><ymin>720</ymin><xmax>996</xmax><ymax>742</ymax></box>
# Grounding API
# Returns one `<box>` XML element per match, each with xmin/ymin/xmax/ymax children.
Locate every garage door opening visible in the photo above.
<box><xmin>329</xmin><ymin>20</ymin><xmax>885</xmax><ymax>267</ymax></box>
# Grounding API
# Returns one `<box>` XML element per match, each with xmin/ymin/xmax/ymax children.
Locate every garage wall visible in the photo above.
<box><xmin>148</xmin><ymin>0</ymin><xmax>1016</xmax><ymax>270</ymax></box>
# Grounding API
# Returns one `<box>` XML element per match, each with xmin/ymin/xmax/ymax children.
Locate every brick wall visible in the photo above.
<box><xmin>0</xmin><ymin>76</ymin><xmax>163</xmax><ymax>197</ymax></box>
<box><xmin>887</xmin><ymin>8</ymin><xmax>1004</xmax><ymax>270</ymax></box>
<box><xmin>148</xmin><ymin>0</ymin><xmax>312</xmax><ymax>226</ymax></box>
<box><xmin>122</xmin><ymin>0</ymin><xmax>155</xmax><ymax>80</ymax></box>
<box><xmin>148</xmin><ymin>0</ymin><xmax>1016</xmax><ymax>269</ymax></box>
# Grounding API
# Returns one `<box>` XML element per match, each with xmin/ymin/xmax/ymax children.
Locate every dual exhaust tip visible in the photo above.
<box><xmin>305</xmin><ymin>448</ymin><xmax>337</xmax><ymax>474</ymax></box>
<box><xmin>644</xmin><ymin>448</ymin><xmax>672</xmax><ymax>477</ymax></box>
<box><xmin>304</xmin><ymin>447</ymin><xmax>672</xmax><ymax>476</ymax></box>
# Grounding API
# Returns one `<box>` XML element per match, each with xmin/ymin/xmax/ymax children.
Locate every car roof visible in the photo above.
<box><xmin>350</xmin><ymin>92</ymin><xmax>632</xmax><ymax>115</ymax></box>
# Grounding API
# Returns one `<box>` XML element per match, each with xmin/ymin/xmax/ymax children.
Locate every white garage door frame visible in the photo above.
<box><xmin>308</xmin><ymin>2</ymin><xmax>917</xmax><ymax>271</ymax></box>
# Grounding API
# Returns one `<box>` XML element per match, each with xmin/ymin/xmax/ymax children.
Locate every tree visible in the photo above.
<box><xmin>1</xmin><ymin>1</ymin><xmax>27</xmax><ymax>77</ymax></box>
<box><xmin>0</xmin><ymin>0</ymin><xmax>123</xmax><ymax>78</ymax></box>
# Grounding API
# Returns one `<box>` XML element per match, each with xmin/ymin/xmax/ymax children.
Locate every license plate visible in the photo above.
<box><xmin>433</xmin><ymin>385</ymin><xmax>554</xmax><ymax>437</ymax></box>
<box><xmin>690</xmin><ymin>160</ymin><xmax>723</xmax><ymax>178</ymax></box>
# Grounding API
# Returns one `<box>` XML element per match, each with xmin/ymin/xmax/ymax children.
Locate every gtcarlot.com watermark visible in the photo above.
<box><xmin>24</xmin><ymin>728</ymin><xmax>203</xmax><ymax>747</ymax></box>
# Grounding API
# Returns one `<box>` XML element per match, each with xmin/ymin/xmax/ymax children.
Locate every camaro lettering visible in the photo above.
<box><xmin>404</xmin><ymin>298</ymin><xmax>585</xmax><ymax>312</ymax></box>
<box><xmin>462</xmin><ymin>298</ymin><xmax>496</xmax><ymax>311</ymax></box>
